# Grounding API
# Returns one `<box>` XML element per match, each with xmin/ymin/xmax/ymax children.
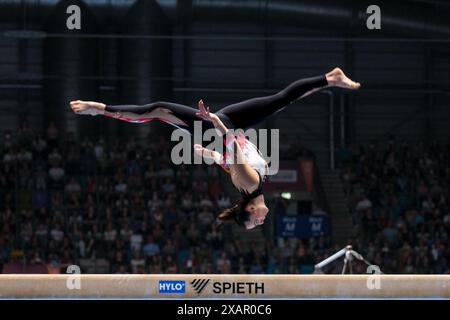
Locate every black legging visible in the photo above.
<box><xmin>104</xmin><ymin>75</ymin><xmax>328</xmax><ymax>134</ymax></box>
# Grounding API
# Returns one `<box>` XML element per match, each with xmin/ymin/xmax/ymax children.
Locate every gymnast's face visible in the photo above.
<box><xmin>244</xmin><ymin>201</ymin><xmax>269</xmax><ymax>230</ymax></box>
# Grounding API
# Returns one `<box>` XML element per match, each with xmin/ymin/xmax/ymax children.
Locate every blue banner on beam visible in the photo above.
<box><xmin>276</xmin><ymin>215</ymin><xmax>330</xmax><ymax>238</ymax></box>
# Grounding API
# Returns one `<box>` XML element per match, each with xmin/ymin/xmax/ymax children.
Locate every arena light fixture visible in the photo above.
<box><xmin>281</xmin><ymin>192</ymin><xmax>291</xmax><ymax>200</ymax></box>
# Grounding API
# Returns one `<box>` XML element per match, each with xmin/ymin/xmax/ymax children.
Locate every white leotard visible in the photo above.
<box><xmin>221</xmin><ymin>133</ymin><xmax>268</xmax><ymax>178</ymax></box>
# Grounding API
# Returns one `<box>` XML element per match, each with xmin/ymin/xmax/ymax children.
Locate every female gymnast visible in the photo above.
<box><xmin>70</xmin><ymin>68</ymin><xmax>360</xmax><ymax>230</ymax></box>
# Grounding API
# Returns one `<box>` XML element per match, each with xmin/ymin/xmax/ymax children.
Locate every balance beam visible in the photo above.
<box><xmin>0</xmin><ymin>275</ymin><xmax>448</xmax><ymax>299</ymax></box>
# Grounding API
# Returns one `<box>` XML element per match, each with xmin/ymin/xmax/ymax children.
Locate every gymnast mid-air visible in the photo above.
<box><xmin>70</xmin><ymin>68</ymin><xmax>360</xmax><ymax>230</ymax></box>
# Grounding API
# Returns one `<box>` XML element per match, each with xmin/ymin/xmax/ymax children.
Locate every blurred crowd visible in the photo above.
<box><xmin>339</xmin><ymin>137</ymin><xmax>450</xmax><ymax>274</ymax></box>
<box><xmin>0</xmin><ymin>123</ymin><xmax>330</xmax><ymax>274</ymax></box>
<box><xmin>3</xmin><ymin>123</ymin><xmax>447</xmax><ymax>274</ymax></box>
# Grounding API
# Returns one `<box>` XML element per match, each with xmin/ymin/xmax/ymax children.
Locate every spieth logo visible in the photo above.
<box><xmin>159</xmin><ymin>280</ymin><xmax>186</xmax><ymax>294</ymax></box>
<box><xmin>190</xmin><ymin>279</ymin><xmax>265</xmax><ymax>295</ymax></box>
<box><xmin>190</xmin><ymin>279</ymin><xmax>211</xmax><ymax>294</ymax></box>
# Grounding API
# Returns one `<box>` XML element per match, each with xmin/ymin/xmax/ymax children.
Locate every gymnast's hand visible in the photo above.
<box><xmin>70</xmin><ymin>100</ymin><xmax>106</xmax><ymax>116</ymax></box>
<box><xmin>196</xmin><ymin>99</ymin><xmax>220</xmax><ymax>122</ymax></box>
<box><xmin>196</xmin><ymin>100</ymin><xmax>229</xmax><ymax>135</ymax></box>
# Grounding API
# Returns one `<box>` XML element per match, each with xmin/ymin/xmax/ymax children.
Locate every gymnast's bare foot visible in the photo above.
<box><xmin>70</xmin><ymin>100</ymin><xmax>106</xmax><ymax>116</ymax></box>
<box><xmin>326</xmin><ymin>68</ymin><xmax>361</xmax><ymax>89</ymax></box>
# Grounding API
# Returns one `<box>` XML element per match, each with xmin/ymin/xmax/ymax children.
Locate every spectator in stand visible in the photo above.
<box><xmin>143</xmin><ymin>235</ymin><xmax>160</xmax><ymax>258</ymax></box>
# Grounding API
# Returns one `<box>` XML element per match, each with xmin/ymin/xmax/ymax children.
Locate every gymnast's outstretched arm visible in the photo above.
<box><xmin>196</xmin><ymin>100</ymin><xmax>260</xmax><ymax>192</ymax></box>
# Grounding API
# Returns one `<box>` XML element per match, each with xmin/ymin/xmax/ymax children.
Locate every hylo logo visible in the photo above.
<box><xmin>159</xmin><ymin>280</ymin><xmax>186</xmax><ymax>294</ymax></box>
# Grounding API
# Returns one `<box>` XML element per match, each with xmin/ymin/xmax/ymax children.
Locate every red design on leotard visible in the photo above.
<box><xmin>103</xmin><ymin>112</ymin><xmax>153</xmax><ymax>123</ymax></box>
<box><xmin>103</xmin><ymin>112</ymin><xmax>188</xmax><ymax>127</ymax></box>
<box><xmin>220</xmin><ymin>132</ymin><xmax>248</xmax><ymax>171</ymax></box>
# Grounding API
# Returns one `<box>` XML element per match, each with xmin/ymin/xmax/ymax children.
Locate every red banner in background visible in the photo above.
<box><xmin>299</xmin><ymin>159</ymin><xmax>314</xmax><ymax>193</ymax></box>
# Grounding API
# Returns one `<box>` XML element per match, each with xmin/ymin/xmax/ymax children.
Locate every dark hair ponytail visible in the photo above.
<box><xmin>216</xmin><ymin>198</ymin><xmax>251</xmax><ymax>228</ymax></box>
